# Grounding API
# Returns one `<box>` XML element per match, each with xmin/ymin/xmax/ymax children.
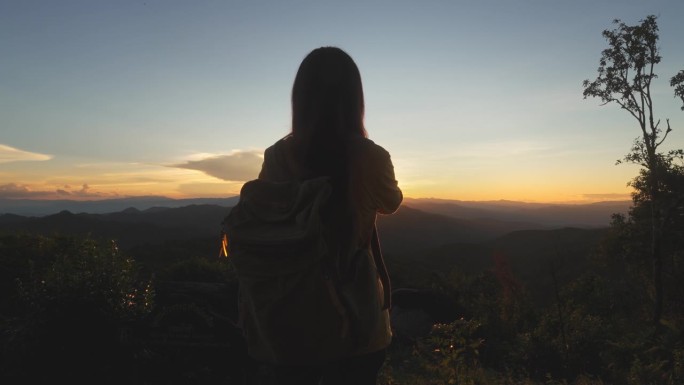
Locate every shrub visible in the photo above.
<box><xmin>1</xmin><ymin>235</ymin><xmax>153</xmax><ymax>383</ymax></box>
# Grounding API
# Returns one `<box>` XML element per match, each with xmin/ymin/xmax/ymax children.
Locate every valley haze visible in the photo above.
<box><xmin>0</xmin><ymin>196</ymin><xmax>630</xmax><ymax>228</ymax></box>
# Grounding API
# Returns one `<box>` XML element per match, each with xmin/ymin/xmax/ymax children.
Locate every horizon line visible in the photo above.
<box><xmin>0</xmin><ymin>194</ymin><xmax>633</xmax><ymax>206</ymax></box>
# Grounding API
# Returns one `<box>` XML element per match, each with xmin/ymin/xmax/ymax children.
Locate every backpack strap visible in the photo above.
<box><xmin>371</xmin><ymin>225</ymin><xmax>392</xmax><ymax>310</ymax></box>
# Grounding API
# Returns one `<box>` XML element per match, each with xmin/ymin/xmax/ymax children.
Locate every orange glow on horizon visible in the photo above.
<box><xmin>3</xmin><ymin>162</ymin><xmax>637</xmax><ymax>204</ymax></box>
<box><xmin>0</xmin><ymin>179</ymin><xmax>634</xmax><ymax>204</ymax></box>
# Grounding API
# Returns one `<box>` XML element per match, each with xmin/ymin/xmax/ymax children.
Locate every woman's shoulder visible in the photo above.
<box><xmin>262</xmin><ymin>136</ymin><xmax>298</xmax><ymax>166</ymax></box>
<box><xmin>265</xmin><ymin>134</ymin><xmax>392</xmax><ymax>164</ymax></box>
<box><xmin>265</xmin><ymin>136</ymin><xmax>293</xmax><ymax>154</ymax></box>
<box><xmin>348</xmin><ymin>136</ymin><xmax>392</xmax><ymax>161</ymax></box>
<box><xmin>260</xmin><ymin>136</ymin><xmax>299</xmax><ymax>181</ymax></box>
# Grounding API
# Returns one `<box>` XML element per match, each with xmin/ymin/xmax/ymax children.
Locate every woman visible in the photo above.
<box><xmin>257</xmin><ymin>46</ymin><xmax>402</xmax><ymax>385</ymax></box>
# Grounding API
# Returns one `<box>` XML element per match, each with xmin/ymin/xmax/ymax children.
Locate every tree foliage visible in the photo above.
<box><xmin>583</xmin><ymin>15</ymin><xmax>684</xmax><ymax>168</ymax></box>
<box><xmin>672</xmin><ymin>70</ymin><xmax>684</xmax><ymax>110</ymax></box>
<box><xmin>583</xmin><ymin>14</ymin><xmax>684</xmax><ymax>324</ymax></box>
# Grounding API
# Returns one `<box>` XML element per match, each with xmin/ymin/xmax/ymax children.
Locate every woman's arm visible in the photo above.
<box><xmin>257</xmin><ymin>146</ymin><xmax>274</xmax><ymax>181</ymax></box>
<box><xmin>358</xmin><ymin>142</ymin><xmax>402</xmax><ymax>214</ymax></box>
<box><xmin>373</xmin><ymin>148</ymin><xmax>402</xmax><ymax>214</ymax></box>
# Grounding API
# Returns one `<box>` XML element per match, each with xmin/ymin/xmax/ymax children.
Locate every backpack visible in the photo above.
<box><xmin>221</xmin><ymin>176</ymin><xmax>389</xmax><ymax>365</ymax></box>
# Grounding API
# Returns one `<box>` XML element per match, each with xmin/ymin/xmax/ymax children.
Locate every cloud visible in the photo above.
<box><xmin>63</xmin><ymin>183</ymin><xmax>102</xmax><ymax>197</ymax></box>
<box><xmin>0</xmin><ymin>144</ymin><xmax>52</xmax><ymax>163</ymax></box>
<box><xmin>582</xmin><ymin>193</ymin><xmax>632</xmax><ymax>200</ymax></box>
<box><xmin>454</xmin><ymin>140</ymin><xmax>556</xmax><ymax>159</ymax></box>
<box><xmin>0</xmin><ymin>183</ymin><xmax>42</xmax><ymax>198</ymax></box>
<box><xmin>0</xmin><ymin>183</ymin><xmax>112</xmax><ymax>199</ymax></box>
<box><xmin>172</xmin><ymin>151</ymin><xmax>263</xmax><ymax>182</ymax></box>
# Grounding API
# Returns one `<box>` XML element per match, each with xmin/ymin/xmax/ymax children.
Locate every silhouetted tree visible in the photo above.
<box><xmin>583</xmin><ymin>15</ymin><xmax>684</xmax><ymax>324</ymax></box>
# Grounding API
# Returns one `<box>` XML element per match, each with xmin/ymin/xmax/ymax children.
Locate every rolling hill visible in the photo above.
<box><xmin>1</xmin><ymin>204</ymin><xmax>543</xmax><ymax>255</ymax></box>
<box><xmin>0</xmin><ymin>196</ymin><xmax>239</xmax><ymax>216</ymax></box>
<box><xmin>0</xmin><ymin>202</ymin><xmax>609</xmax><ymax>307</ymax></box>
<box><xmin>384</xmin><ymin>227</ymin><xmax>606</xmax><ymax>305</ymax></box>
<box><xmin>403</xmin><ymin>198</ymin><xmax>630</xmax><ymax>227</ymax></box>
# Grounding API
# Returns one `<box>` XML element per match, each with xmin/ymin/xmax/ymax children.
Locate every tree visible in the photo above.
<box><xmin>583</xmin><ymin>15</ymin><xmax>684</xmax><ymax>324</ymax></box>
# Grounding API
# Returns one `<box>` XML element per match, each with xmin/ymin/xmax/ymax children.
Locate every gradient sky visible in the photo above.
<box><xmin>2</xmin><ymin>0</ymin><xmax>684</xmax><ymax>203</ymax></box>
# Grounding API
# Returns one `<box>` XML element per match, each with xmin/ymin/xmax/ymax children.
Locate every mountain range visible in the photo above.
<box><xmin>0</xmin><ymin>197</ymin><xmax>627</xmax><ymax>251</ymax></box>
<box><xmin>0</xmin><ymin>196</ymin><xmax>630</xmax><ymax>228</ymax></box>
<box><xmin>0</xmin><ymin>196</ymin><xmax>239</xmax><ymax>216</ymax></box>
<box><xmin>0</xmin><ymin>197</ymin><xmax>629</xmax><ymax>305</ymax></box>
<box><xmin>402</xmin><ymin>197</ymin><xmax>630</xmax><ymax>227</ymax></box>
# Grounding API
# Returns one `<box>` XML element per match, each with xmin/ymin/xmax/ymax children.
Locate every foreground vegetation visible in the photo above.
<box><xmin>1</xmin><ymin>189</ymin><xmax>683</xmax><ymax>384</ymax></box>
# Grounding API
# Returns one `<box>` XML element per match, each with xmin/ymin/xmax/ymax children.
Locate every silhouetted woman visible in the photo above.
<box><xmin>258</xmin><ymin>46</ymin><xmax>402</xmax><ymax>385</ymax></box>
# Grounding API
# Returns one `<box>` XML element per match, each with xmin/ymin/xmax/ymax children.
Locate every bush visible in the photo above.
<box><xmin>0</xmin><ymin>235</ymin><xmax>153</xmax><ymax>383</ymax></box>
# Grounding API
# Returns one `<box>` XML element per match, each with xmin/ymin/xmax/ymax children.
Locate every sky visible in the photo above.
<box><xmin>2</xmin><ymin>0</ymin><xmax>684</xmax><ymax>203</ymax></box>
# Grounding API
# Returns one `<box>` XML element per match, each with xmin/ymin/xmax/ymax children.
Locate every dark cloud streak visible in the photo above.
<box><xmin>582</xmin><ymin>193</ymin><xmax>631</xmax><ymax>200</ymax></box>
<box><xmin>0</xmin><ymin>183</ymin><xmax>110</xmax><ymax>199</ymax></box>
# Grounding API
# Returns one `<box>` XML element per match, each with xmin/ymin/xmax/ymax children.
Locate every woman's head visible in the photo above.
<box><xmin>291</xmin><ymin>47</ymin><xmax>366</xmax><ymax>141</ymax></box>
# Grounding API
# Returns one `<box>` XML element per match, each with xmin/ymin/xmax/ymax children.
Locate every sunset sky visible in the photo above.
<box><xmin>2</xmin><ymin>0</ymin><xmax>684</xmax><ymax>203</ymax></box>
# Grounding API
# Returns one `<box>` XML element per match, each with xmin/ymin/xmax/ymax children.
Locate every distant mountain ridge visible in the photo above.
<box><xmin>0</xmin><ymin>204</ymin><xmax>528</xmax><ymax>254</ymax></box>
<box><xmin>0</xmin><ymin>204</ymin><xmax>232</xmax><ymax>249</ymax></box>
<box><xmin>0</xmin><ymin>196</ymin><xmax>240</xmax><ymax>216</ymax></box>
<box><xmin>377</xmin><ymin>206</ymin><xmax>542</xmax><ymax>254</ymax></box>
<box><xmin>403</xmin><ymin>197</ymin><xmax>631</xmax><ymax>227</ymax></box>
<box><xmin>0</xmin><ymin>196</ymin><xmax>629</xmax><ymax>261</ymax></box>
<box><xmin>0</xmin><ymin>199</ymin><xmax>614</xmax><ymax>257</ymax></box>
<box><xmin>1</xmin><ymin>196</ymin><xmax>630</xmax><ymax>228</ymax></box>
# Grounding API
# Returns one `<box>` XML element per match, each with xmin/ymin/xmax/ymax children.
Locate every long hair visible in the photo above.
<box><xmin>291</xmin><ymin>47</ymin><xmax>366</xmax><ymax>165</ymax></box>
<box><xmin>290</xmin><ymin>47</ymin><xmax>366</xmax><ymax>273</ymax></box>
